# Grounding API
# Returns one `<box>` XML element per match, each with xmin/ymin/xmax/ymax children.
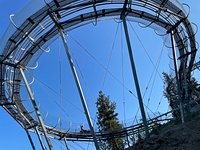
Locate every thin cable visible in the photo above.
<box><xmin>67</xmin><ymin>143</ymin><xmax>78</xmax><ymax>150</ymax></box>
<box><xmin>128</xmin><ymin>20</ymin><xmax>163</xmax><ymax>81</ymax></box>
<box><xmin>143</xmin><ymin>102</ymin><xmax>157</xmax><ymax>118</ymax></box>
<box><xmin>66</xmin><ymin>36</ymin><xmax>101</xmax><ymax>125</ymax></box>
<box><xmin>58</xmin><ymin>36</ymin><xmax>63</xmax><ymax>129</ymax></box>
<box><xmin>102</xmin><ymin>22</ymin><xmax>120</xmax><ymax>90</ymax></box>
<box><xmin>74</xmin><ymin>58</ymin><xmax>86</xmax><ymax>85</ymax></box>
<box><xmin>132</xmin><ymin>108</ymin><xmax>139</xmax><ymax>125</ymax></box>
<box><xmin>127</xmin><ymin>21</ymin><xmax>166</xmax><ymax>121</ymax></box>
<box><xmin>67</xmin><ymin>42</ymin><xmax>99</xmax><ymax>124</ymax></box>
<box><xmin>129</xmin><ymin>94</ymin><xmax>156</xmax><ymax>124</ymax></box>
<box><xmin>33</xmin><ymin>80</ymin><xmax>73</xmax><ymax>123</ymax></box>
<box><xmin>146</xmin><ymin>42</ymin><xmax>165</xmax><ymax>110</ymax></box>
<box><xmin>72</xmin><ymin>141</ymin><xmax>86</xmax><ymax>150</ymax></box>
<box><xmin>68</xmin><ymin>34</ymin><xmax>138</xmax><ymax>99</ymax></box>
<box><xmin>156</xmin><ymin>95</ymin><xmax>164</xmax><ymax>112</ymax></box>
<box><xmin>27</xmin><ymin>70</ymin><xmax>99</xmax><ymax>124</ymax></box>
<box><xmin>120</xmin><ymin>23</ymin><xmax>126</xmax><ymax>125</ymax></box>
<box><xmin>87</xmin><ymin>141</ymin><xmax>91</xmax><ymax>150</ymax></box>
<box><xmin>130</xmin><ymin>22</ymin><xmax>166</xmax><ymax>119</ymax></box>
<box><xmin>69</xmin><ymin>46</ymin><xmax>88</xmax><ymax>88</ymax></box>
<box><xmin>27</xmin><ymin>70</ymin><xmax>84</xmax><ymax>114</ymax></box>
<box><xmin>142</xmin><ymin>42</ymin><xmax>165</xmax><ymax>99</ymax></box>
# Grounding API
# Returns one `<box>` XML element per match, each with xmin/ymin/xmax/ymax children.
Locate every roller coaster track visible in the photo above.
<box><xmin>0</xmin><ymin>0</ymin><xmax>198</xmax><ymax>144</ymax></box>
<box><xmin>40</xmin><ymin>110</ymin><xmax>175</xmax><ymax>142</ymax></box>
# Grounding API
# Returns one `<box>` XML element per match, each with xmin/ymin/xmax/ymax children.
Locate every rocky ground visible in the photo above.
<box><xmin>127</xmin><ymin>113</ymin><xmax>200</xmax><ymax>150</ymax></box>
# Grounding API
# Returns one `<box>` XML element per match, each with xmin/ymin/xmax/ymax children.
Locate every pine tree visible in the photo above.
<box><xmin>163</xmin><ymin>72</ymin><xmax>200</xmax><ymax>119</ymax></box>
<box><xmin>96</xmin><ymin>91</ymin><xmax>124</xmax><ymax>150</ymax></box>
<box><xmin>163</xmin><ymin>72</ymin><xmax>180</xmax><ymax>119</ymax></box>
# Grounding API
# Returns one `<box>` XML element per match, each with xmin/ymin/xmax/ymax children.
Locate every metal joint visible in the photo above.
<box><xmin>166</xmin><ymin>17</ymin><xmax>187</xmax><ymax>34</ymax></box>
<box><xmin>120</xmin><ymin>0</ymin><xmax>129</xmax><ymax>20</ymax></box>
<box><xmin>92</xmin><ymin>0</ymin><xmax>98</xmax><ymax>18</ymax></box>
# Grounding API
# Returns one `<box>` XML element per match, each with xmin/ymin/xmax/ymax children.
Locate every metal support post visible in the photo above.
<box><xmin>170</xmin><ymin>30</ymin><xmax>185</xmax><ymax>123</ymax></box>
<box><xmin>35</xmin><ymin>127</ymin><xmax>46</xmax><ymax>150</ymax></box>
<box><xmin>64</xmin><ymin>138</ymin><xmax>70</xmax><ymax>150</ymax></box>
<box><xmin>126</xmin><ymin>131</ymin><xmax>130</xmax><ymax>147</ymax></box>
<box><xmin>20</xmin><ymin>68</ymin><xmax>54</xmax><ymax>150</ymax></box>
<box><xmin>183</xmin><ymin>57</ymin><xmax>190</xmax><ymax>110</ymax></box>
<box><xmin>14</xmin><ymin>107</ymin><xmax>36</xmax><ymax>150</ymax></box>
<box><xmin>122</xmin><ymin>17</ymin><xmax>149</xmax><ymax>137</ymax></box>
<box><xmin>11</xmin><ymin>73</ymin><xmax>36</xmax><ymax>150</ymax></box>
<box><xmin>22</xmin><ymin>127</ymin><xmax>36</xmax><ymax>150</ymax></box>
<box><xmin>58</xmin><ymin>28</ymin><xmax>99</xmax><ymax>150</ymax></box>
<box><xmin>15</xmin><ymin>104</ymin><xmax>36</xmax><ymax>150</ymax></box>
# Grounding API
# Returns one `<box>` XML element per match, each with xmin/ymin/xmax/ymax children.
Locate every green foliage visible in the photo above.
<box><xmin>163</xmin><ymin>72</ymin><xmax>180</xmax><ymax>119</ymax></box>
<box><xmin>163</xmin><ymin>72</ymin><xmax>200</xmax><ymax>120</ymax></box>
<box><xmin>96</xmin><ymin>91</ymin><xmax>124</xmax><ymax>150</ymax></box>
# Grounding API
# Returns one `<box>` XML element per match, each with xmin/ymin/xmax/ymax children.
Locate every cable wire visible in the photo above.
<box><xmin>120</xmin><ymin>22</ymin><xmax>126</xmax><ymax>126</ymax></box>
<box><xmin>102</xmin><ymin>22</ymin><xmax>120</xmax><ymax>90</ymax></box>
<box><xmin>68</xmin><ymin>33</ymin><xmax>138</xmax><ymax>99</ymax></box>
<box><xmin>58</xmin><ymin>36</ymin><xmax>63</xmax><ymax>129</ymax></box>
<box><xmin>128</xmin><ymin>20</ymin><xmax>163</xmax><ymax>81</ymax></box>
<box><xmin>27</xmin><ymin>69</ymin><xmax>84</xmax><ymax>114</ymax></box>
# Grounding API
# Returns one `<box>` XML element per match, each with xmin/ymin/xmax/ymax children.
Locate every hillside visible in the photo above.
<box><xmin>127</xmin><ymin>113</ymin><xmax>200</xmax><ymax>150</ymax></box>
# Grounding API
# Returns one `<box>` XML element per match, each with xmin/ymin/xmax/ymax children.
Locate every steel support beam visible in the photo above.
<box><xmin>35</xmin><ymin>127</ymin><xmax>46</xmax><ymax>150</ymax></box>
<box><xmin>15</xmin><ymin>104</ymin><xmax>36</xmax><ymax>150</ymax></box>
<box><xmin>64</xmin><ymin>137</ymin><xmax>70</xmax><ymax>150</ymax></box>
<box><xmin>92</xmin><ymin>0</ymin><xmax>98</xmax><ymax>18</ymax></box>
<box><xmin>58</xmin><ymin>28</ymin><xmax>99</xmax><ymax>150</ymax></box>
<box><xmin>170</xmin><ymin>30</ymin><xmax>185</xmax><ymax>123</ymax></box>
<box><xmin>122</xmin><ymin>17</ymin><xmax>149</xmax><ymax>138</ymax></box>
<box><xmin>24</xmin><ymin>128</ymin><xmax>36</xmax><ymax>150</ymax></box>
<box><xmin>14</xmin><ymin>104</ymin><xmax>36</xmax><ymax>150</ymax></box>
<box><xmin>20</xmin><ymin>68</ymin><xmax>54</xmax><ymax>150</ymax></box>
<box><xmin>9</xmin><ymin>67</ymin><xmax>36</xmax><ymax>150</ymax></box>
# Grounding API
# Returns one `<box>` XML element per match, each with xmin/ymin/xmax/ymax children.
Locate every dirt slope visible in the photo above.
<box><xmin>127</xmin><ymin>115</ymin><xmax>200</xmax><ymax>150</ymax></box>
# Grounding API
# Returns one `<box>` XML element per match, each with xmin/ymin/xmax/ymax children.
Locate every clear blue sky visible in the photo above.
<box><xmin>0</xmin><ymin>0</ymin><xmax>200</xmax><ymax>150</ymax></box>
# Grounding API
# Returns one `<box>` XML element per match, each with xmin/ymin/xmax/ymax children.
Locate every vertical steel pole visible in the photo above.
<box><xmin>35</xmin><ymin>127</ymin><xmax>46</xmax><ymax>150</ymax></box>
<box><xmin>64</xmin><ymin>137</ymin><xmax>70</xmax><ymax>150</ymax></box>
<box><xmin>122</xmin><ymin>17</ymin><xmax>149</xmax><ymax>137</ymax></box>
<box><xmin>24</xmin><ymin>129</ymin><xmax>36</xmax><ymax>150</ymax></box>
<box><xmin>170</xmin><ymin>30</ymin><xmax>185</xmax><ymax>123</ymax></box>
<box><xmin>20</xmin><ymin>68</ymin><xmax>54</xmax><ymax>150</ymax></box>
<box><xmin>11</xmin><ymin>69</ymin><xmax>36</xmax><ymax>150</ymax></box>
<box><xmin>58</xmin><ymin>29</ymin><xmax>99</xmax><ymax>150</ymax></box>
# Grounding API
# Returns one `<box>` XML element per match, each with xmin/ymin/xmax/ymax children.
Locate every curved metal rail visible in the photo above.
<box><xmin>0</xmin><ymin>0</ymin><xmax>197</xmax><ymax>144</ymax></box>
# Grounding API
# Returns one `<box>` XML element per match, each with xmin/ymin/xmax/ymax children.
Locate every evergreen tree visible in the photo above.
<box><xmin>96</xmin><ymin>91</ymin><xmax>124</xmax><ymax>150</ymax></box>
<box><xmin>163</xmin><ymin>72</ymin><xmax>200</xmax><ymax>119</ymax></box>
<box><xmin>163</xmin><ymin>72</ymin><xmax>180</xmax><ymax>119</ymax></box>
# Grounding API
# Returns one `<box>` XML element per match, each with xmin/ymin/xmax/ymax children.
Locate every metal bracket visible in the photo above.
<box><xmin>120</xmin><ymin>0</ymin><xmax>129</xmax><ymax>20</ymax></box>
<box><xmin>0</xmin><ymin>101</ymin><xmax>13</xmax><ymax>106</ymax></box>
<box><xmin>166</xmin><ymin>17</ymin><xmax>186</xmax><ymax>34</ymax></box>
<box><xmin>92</xmin><ymin>0</ymin><xmax>98</xmax><ymax>18</ymax></box>
<box><xmin>178</xmin><ymin>50</ymin><xmax>197</xmax><ymax>60</ymax></box>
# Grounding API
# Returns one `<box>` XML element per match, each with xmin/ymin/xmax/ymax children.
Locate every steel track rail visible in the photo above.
<box><xmin>0</xmin><ymin>0</ymin><xmax>197</xmax><ymax>142</ymax></box>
